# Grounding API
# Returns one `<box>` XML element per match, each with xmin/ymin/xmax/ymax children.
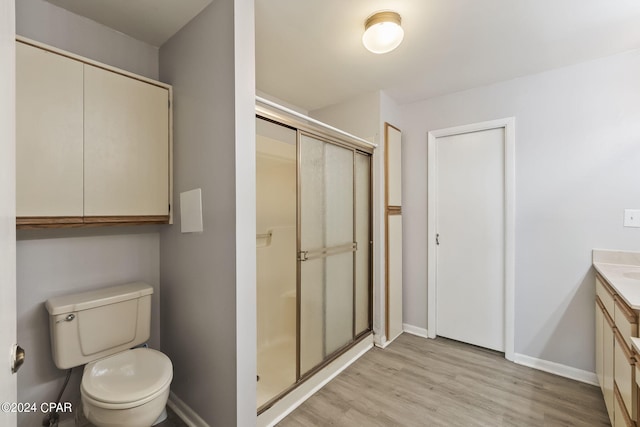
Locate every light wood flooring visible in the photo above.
<box><xmin>278</xmin><ymin>333</ymin><xmax>610</xmax><ymax>426</ymax></box>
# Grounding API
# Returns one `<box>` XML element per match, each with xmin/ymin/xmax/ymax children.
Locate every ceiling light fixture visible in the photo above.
<box><xmin>362</xmin><ymin>11</ymin><xmax>404</xmax><ymax>54</ymax></box>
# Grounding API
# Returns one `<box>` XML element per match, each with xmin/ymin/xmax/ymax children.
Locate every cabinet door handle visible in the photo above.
<box><xmin>436</xmin><ymin>234</ymin><xmax>440</xmax><ymax>246</ymax></box>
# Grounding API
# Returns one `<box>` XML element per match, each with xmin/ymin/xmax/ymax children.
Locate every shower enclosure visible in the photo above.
<box><xmin>256</xmin><ymin>108</ymin><xmax>373</xmax><ymax>412</ymax></box>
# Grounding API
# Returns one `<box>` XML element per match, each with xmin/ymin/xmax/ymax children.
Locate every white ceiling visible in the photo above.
<box><xmin>45</xmin><ymin>0</ymin><xmax>212</xmax><ymax>47</ymax></box>
<box><xmin>45</xmin><ymin>0</ymin><xmax>640</xmax><ymax>112</ymax></box>
<box><xmin>256</xmin><ymin>0</ymin><xmax>640</xmax><ymax>111</ymax></box>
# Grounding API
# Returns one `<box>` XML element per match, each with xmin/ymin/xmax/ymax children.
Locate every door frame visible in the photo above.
<box><xmin>0</xmin><ymin>0</ymin><xmax>17</xmax><ymax>425</ymax></box>
<box><xmin>427</xmin><ymin>117</ymin><xmax>515</xmax><ymax>361</ymax></box>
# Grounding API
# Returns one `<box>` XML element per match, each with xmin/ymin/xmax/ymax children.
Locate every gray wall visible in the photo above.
<box><xmin>159</xmin><ymin>0</ymin><xmax>256</xmax><ymax>424</ymax></box>
<box><xmin>16</xmin><ymin>0</ymin><xmax>158</xmax><ymax>79</ymax></box>
<box><xmin>400</xmin><ymin>48</ymin><xmax>640</xmax><ymax>372</ymax></box>
<box><xmin>17</xmin><ymin>229</ymin><xmax>161</xmax><ymax>426</ymax></box>
<box><xmin>15</xmin><ymin>2</ymin><xmax>162</xmax><ymax>426</ymax></box>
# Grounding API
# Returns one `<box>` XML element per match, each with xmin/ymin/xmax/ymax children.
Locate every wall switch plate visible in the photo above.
<box><xmin>624</xmin><ymin>209</ymin><xmax>640</xmax><ymax>228</ymax></box>
<box><xmin>180</xmin><ymin>188</ymin><xmax>203</xmax><ymax>233</ymax></box>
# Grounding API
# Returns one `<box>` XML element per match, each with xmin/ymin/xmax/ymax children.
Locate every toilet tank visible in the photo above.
<box><xmin>45</xmin><ymin>282</ymin><xmax>153</xmax><ymax>369</ymax></box>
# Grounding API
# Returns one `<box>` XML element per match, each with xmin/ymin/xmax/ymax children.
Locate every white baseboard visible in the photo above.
<box><xmin>373</xmin><ymin>333</ymin><xmax>387</xmax><ymax>348</ymax></box>
<box><xmin>376</xmin><ymin>337</ymin><xmax>392</xmax><ymax>349</ymax></box>
<box><xmin>398</xmin><ymin>328</ymin><xmax>596</xmax><ymax>386</ymax></box>
<box><xmin>403</xmin><ymin>323</ymin><xmax>429</xmax><ymax>339</ymax></box>
<box><xmin>168</xmin><ymin>391</ymin><xmax>210</xmax><ymax>427</ymax></box>
<box><xmin>513</xmin><ymin>353</ymin><xmax>598</xmax><ymax>386</ymax></box>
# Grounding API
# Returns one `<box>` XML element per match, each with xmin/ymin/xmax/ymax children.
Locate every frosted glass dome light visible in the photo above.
<box><xmin>362</xmin><ymin>11</ymin><xmax>404</xmax><ymax>54</ymax></box>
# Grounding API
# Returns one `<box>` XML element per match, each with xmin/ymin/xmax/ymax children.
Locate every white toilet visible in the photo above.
<box><xmin>46</xmin><ymin>282</ymin><xmax>173</xmax><ymax>427</ymax></box>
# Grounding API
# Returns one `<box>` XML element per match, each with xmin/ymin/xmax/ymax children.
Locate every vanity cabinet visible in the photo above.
<box><xmin>596</xmin><ymin>274</ymin><xmax>639</xmax><ymax>426</ymax></box>
<box><xmin>16</xmin><ymin>39</ymin><xmax>172</xmax><ymax>228</ymax></box>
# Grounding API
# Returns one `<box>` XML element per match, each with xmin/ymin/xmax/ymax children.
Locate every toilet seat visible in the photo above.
<box><xmin>81</xmin><ymin>348</ymin><xmax>172</xmax><ymax>409</ymax></box>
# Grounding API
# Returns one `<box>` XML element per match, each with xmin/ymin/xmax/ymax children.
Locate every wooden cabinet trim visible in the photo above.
<box><xmin>615</xmin><ymin>382</ymin><xmax>637</xmax><ymax>427</ymax></box>
<box><xmin>16</xmin><ymin>216</ymin><xmax>83</xmax><ymax>226</ymax></box>
<box><xmin>598</xmin><ymin>296</ymin><xmax>616</xmax><ymax>329</ymax></box>
<box><xmin>83</xmin><ymin>216</ymin><xmax>170</xmax><ymax>224</ymax></box>
<box><xmin>617</xmin><ymin>296</ymin><xmax>639</xmax><ymax>324</ymax></box>
<box><xmin>387</xmin><ymin>206</ymin><xmax>402</xmax><ymax>215</ymax></box>
<box><xmin>597</xmin><ymin>273</ymin><xmax>617</xmax><ymax>298</ymax></box>
<box><xmin>596</xmin><ymin>294</ymin><xmax>606</xmax><ymax>313</ymax></box>
<box><xmin>17</xmin><ymin>216</ymin><xmax>169</xmax><ymax>229</ymax></box>
<box><xmin>616</xmin><ymin>328</ymin><xmax>636</xmax><ymax>365</ymax></box>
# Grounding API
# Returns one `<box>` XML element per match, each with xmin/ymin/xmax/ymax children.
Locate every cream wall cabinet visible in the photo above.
<box><xmin>596</xmin><ymin>274</ymin><xmax>639</xmax><ymax>426</ymax></box>
<box><xmin>83</xmin><ymin>65</ymin><xmax>169</xmax><ymax>218</ymax></box>
<box><xmin>16</xmin><ymin>42</ymin><xmax>84</xmax><ymax>220</ymax></box>
<box><xmin>16</xmin><ymin>39</ymin><xmax>172</xmax><ymax>228</ymax></box>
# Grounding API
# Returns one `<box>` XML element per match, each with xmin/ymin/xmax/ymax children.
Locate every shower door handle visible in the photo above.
<box><xmin>298</xmin><ymin>242</ymin><xmax>357</xmax><ymax>262</ymax></box>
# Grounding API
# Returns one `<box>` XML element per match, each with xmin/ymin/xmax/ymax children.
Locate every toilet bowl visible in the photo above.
<box><xmin>45</xmin><ymin>282</ymin><xmax>173</xmax><ymax>427</ymax></box>
<box><xmin>81</xmin><ymin>348</ymin><xmax>173</xmax><ymax>427</ymax></box>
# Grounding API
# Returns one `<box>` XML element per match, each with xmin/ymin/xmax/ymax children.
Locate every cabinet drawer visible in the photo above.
<box><xmin>616</xmin><ymin>296</ymin><xmax>639</xmax><ymax>351</ymax></box>
<box><xmin>597</xmin><ymin>275</ymin><xmax>616</xmax><ymax>318</ymax></box>
<box><xmin>616</xmin><ymin>329</ymin><xmax>638</xmax><ymax>421</ymax></box>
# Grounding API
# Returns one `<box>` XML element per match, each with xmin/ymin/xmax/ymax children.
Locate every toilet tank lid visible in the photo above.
<box><xmin>46</xmin><ymin>282</ymin><xmax>153</xmax><ymax>315</ymax></box>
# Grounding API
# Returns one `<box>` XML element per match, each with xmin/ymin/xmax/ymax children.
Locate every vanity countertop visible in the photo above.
<box><xmin>593</xmin><ymin>249</ymin><xmax>640</xmax><ymax>310</ymax></box>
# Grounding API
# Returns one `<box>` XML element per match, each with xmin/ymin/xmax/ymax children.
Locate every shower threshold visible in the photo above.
<box><xmin>257</xmin><ymin>332</ymin><xmax>373</xmax><ymax>426</ymax></box>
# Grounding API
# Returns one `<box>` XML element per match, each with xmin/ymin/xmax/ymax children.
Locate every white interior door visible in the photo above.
<box><xmin>435</xmin><ymin>128</ymin><xmax>505</xmax><ymax>352</ymax></box>
<box><xmin>0</xmin><ymin>1</ymin><xmax>17</xmax><ymax>425</ymax></box>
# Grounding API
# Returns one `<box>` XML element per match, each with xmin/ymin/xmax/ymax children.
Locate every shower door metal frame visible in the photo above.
<box><xmin>256</xmin><ymin>108</ymin><xmax>373</xmax><ymax>414</ymax></box>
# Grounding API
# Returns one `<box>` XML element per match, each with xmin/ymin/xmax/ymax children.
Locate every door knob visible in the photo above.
<box><xmin>11</xmin><ymin>345</ymin><xmax>25</xmax><ymax>374</ymax></box>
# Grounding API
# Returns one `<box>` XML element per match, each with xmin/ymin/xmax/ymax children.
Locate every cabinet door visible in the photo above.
<box><xmin>84</xmin><ymin>65</ymin><xmax>169</xmax><ymax>217</ymax></box>
<box><xmin>596</xmin><ymin>301</ymin><xmax>604</xmax><ymax>387</ymax></box>
<box><xmin>16</xmin><ymin>43</ymin><xmax>84</xmax><ymax>217</ymax></box>
<box><xmin>615</xmin><ymin>330</ymin><xmax>637</xmax><ymax>422</ymax></box>
<box><xmin>385</xmin><ymin>124</ymin><xmax>402</xmax><ymax>206</ymax></box>
<box><xmin>387</xmin><ymin>213</ymin><xmax>403</xmax><ymax>341</ymax></box>
<box><xmin>605</xmin><ymin>312</ymin><xmax>616</xmax><ymax>425</ymax></box>
<box><xmin>615</xmin><ymin>296</ymin><xmax>639</xmax><ymax>352</ymax></box>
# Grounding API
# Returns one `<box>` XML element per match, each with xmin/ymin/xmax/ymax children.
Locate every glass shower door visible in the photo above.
<box><xmin>299</xmin><ymin>133</ymin><xmax>355</xmax><ymax>376</ymax></box>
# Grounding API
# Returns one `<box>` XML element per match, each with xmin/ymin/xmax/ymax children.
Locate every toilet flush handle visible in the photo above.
<box><xmin>56</xmin><ymin>314</ymin><xmax>75</xmax><ymax>323</ymax></box>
